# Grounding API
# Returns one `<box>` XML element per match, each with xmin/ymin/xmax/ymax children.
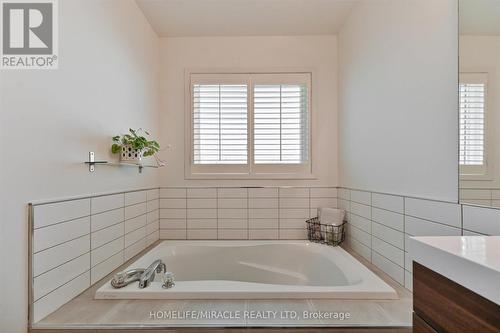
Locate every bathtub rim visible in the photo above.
<box><xmin>95</xmin><ymin>240</ymin><xmax>399</xmax><ymax>300</ymax></box>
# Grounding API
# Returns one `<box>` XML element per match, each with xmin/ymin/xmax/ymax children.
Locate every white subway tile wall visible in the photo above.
<box><xmin>459</xmin><ymin>188</ymin><xmax>500</xmax><ymax>207</ymax></box>
<box><xmin>339</xmin><ymin>189</ymin><xmax>488</xmax><ymax>293</ymax></box>
<box><xmin>30</xmin><ymin>186</ymin><xmax>500</xmax><ymax>323</ymax></box>
<box><xmin>462</xmin><ymin>204</ymin><xmax>500</xmax><ymax>235</ymax></box>
<box><xmin>159</xmin><ymin>187</ymin><xmax>337</xmax><ymax>241</ymax></box>
<box><xmin>346</xmin><ymin>190</ymin><xmax>372</xmax><ymax>262</ymax></box>
<box><xmin>405</xmin><ymin>198</ymin><xmax>461</xmax><ymax>228</ymax></box>
<box><xmin>30</xmin><ymin>188</ymin><xmax>159</xmax><ymax>323</ymax></box>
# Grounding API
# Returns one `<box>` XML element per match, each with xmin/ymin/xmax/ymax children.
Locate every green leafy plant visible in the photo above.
<box><xmin>111</xmin><ymin>128</ymin><xmax>160</xmax><ymax>157</ymax></box>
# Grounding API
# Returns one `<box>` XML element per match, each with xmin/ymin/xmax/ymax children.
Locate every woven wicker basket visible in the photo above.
<box><xmin>306</xmin><ymin>217</ymin><xmax>346</xmax><ymax>246</ymax></box>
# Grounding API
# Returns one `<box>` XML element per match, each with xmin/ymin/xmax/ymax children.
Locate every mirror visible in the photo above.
<box><xmin>459</xmin><ymin>0</ymin><xmax>500</xmax><ymax>207</ymax></box>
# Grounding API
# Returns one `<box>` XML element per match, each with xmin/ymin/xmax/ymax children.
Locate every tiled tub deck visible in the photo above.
<box><xmin>32</xmin><ymin>241</ymin><xmax>412</xmax><ymax>329</ymax></box>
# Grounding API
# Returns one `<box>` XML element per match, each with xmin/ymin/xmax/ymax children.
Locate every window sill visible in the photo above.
<box><xmin>460</xmin><ymin>174</ymin><xmax>493</xmax><ymax>181</ymax></box>
<box><xmin>185</xmin><ymin>172</ymin><xmax>317</xmax><ymax>180</ymax></box>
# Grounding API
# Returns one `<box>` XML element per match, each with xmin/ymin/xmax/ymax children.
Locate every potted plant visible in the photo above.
<box><xmin>111</xmin><ymin>128</ymin><xmax>160</xmax><ymax>163</ymax></box>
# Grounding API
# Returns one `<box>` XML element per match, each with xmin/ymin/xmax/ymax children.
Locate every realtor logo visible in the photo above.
<box><xmin>1</xmin><ymin>0</ymin><xmax>58</xmax><ymax>69</ymax></box>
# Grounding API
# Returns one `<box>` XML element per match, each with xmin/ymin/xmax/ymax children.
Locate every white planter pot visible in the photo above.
<box><xmin>120</xmin><ymin>145</ymin><xmax>144</xmax><ymax>163</ymax></box>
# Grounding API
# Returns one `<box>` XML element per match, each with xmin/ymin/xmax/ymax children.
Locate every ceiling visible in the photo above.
<box><xmin>135</xmin><ymin>0</ymin><xmax>358</xmax><ymax>37</ymax></box>
<box><xmin>460</xmin><ymin>0</ymin><xmax>500</xmax><ymax>35</ymax></box>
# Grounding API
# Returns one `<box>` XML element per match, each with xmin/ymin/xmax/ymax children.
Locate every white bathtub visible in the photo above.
<box><xmin>95</xmin><ymin>241</ymin><xmax>398</xmax><ymax>300</ymax></box>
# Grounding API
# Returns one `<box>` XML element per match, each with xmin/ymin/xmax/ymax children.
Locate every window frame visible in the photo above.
<box><xmin>184</xmin><ymin>69</ymin><xmax>315</xmax><ymax>180</ymax></box>
<box><xmin>459</xmin><ymin>71</ymin><xmax>493</xmax><ymax>181</ymax></box>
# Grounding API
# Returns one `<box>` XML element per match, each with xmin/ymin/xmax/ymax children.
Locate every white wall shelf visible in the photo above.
<box><xmin>85</xmin><ymin>152</ymin><xmax>161</xmax><ymax>173</ymax></box>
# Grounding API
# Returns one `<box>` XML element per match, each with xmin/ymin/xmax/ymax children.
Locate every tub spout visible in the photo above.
<box><xmin>111</xmin><ymin>268</ymin><xmax>145</xmax><ymax>288</ymax></box>
<box><xmin>139</xmin><ymin>259</ymin><xmax>166</xmax><ymax>289</ymax></box>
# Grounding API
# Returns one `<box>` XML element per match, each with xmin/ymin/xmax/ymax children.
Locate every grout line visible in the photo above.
<box><xmin>91</xmin><ymin>219</ymin><xmax>124</xmax><ymax>234</ymax></box>
<box><xmin>337</xmin><ymin>186</ymin><xmax>458</xmax><ymax>205</ymax></box>
<box><xmin>404</xmin><ymin>214</ymin><xmax>462</xmax><ymax>230</ymax></box>
<box><xmin>34</xmin><ymin>251</ymin><xmax>91</xmax><ymax>279</ymax></box>
<box><xmin>33</xmin><ymin>269</ymin><xmax>90</xmax><ymax>303</ymax></box>
<box><xmin>308</xmin><ymin>187</ymin><xmax>311</xmax><ymax>220</ymax></box>
<box><xmin>182</xmin><ymin>207</ymin><xmax>222</xmax><ymax>209</ymax></box>
<box><xmin>371</xmin><ymin>248</ymin><xmax>405</xmax><ymax>270</ymax></box>
<box><xmin>91</xmin><ymin>234</ymin><xmax>123</xmax><ymax>252</ymax></box>
<box><xmin>92</xmin><ymin>251</ymin><xmax>124</xmax><ymax>284</ymax></box>
<box><xmin>461</xmin><ymin>200</ymin><xmax>500</xmax><ymax>211</ymax></box>
<box><xmin>371</xmin><ymin>219</ymin><xmax>404</xmax><ymax>234</ymax></box>
<box><xmin>145</xmin><ymin>213</ymin><xmax>159</xmax><ymax>225</ymax></box>
<box><xmin>371</xmin><ymin>205</ymin><xmax>404</xmax><ymax>215</ymax></box>
<box><xmin>349</xmin><ymin>211</ymin><xmax>371</xmax><ymax>221</ymax></box>
<box><xmin>34</xmin><ymin>233</ymin><xmax>91</xmax><ymax>255</ymax></box>
<box><xmin>369</xmin><ymin>191</ymin><xmax>373</xmax><ymax>263</ymax></box>
<box><xmin>246</xmin><ymin>188</ymin><xmax>249</xmax><ymax>240</ymax></box>
<box><xmin>124</xmin><ymin>235</ymin><xmax>147</xmax><ymax>252</ymax></box>
<box><xmin>123</xmin><ymin>211</ymin><xmax>147</xmax><ymax>222</ymax></box>
<box><xmin>124</xmin><ymin>224</ymin><xmax>146</xmax><ymax>237</ymax></box>
<box><xmin>146</xmin><ymin>206</ymin><xmax>159</xmax><ymax>215</ymax></box>
<box><xmin>347</xmin><ymin>224</ymin><xmax>371</xmax><ymax>247</ymax></box>
<box><xmin>349</xmin><ymin>237</ymin><xmax>371</xmax><ymax>259</ymax></box>
<box><xmin>461</xmin><ymin>187</ymin><xmax>500</xmax><ymax>190</ymax></box>
<box><xmin>91</xmin><ymin>247</ymin><xmax>123</xmax><ymax>269</ymax></box>
<box><xmin>124</xmin><ymin>199</ymin><xmax>148</xmax><ymax>208</ymax></box>
<box><xmin>462</xmin><ymin>228</ymin><xmax>488</xmax><ymax>236</ymax></box>
<box><xmin>91</xmin><ymin>205</ymin><xmax>124</xmax><ymax>216</ymax></box>
<box><xmin>216</xmin><ymin>188</ymin><xmax>219</xmax><ymax>240</ymax></box>
<box><xmin>348</xmin><ymin>218</ymin><xmax>371</xmax><ymax>234</ymax></box>
<box><xmin>34</xmin><ymin>214</ymin><xmax>91</xmax><ymax>231</ymax></box>
<box><xmin>30</xmin><ymin>187</ymin><xmax>159</xmax><ymax>207</ymax></box>
<box><xmin>350</xmin><ymin>199</ymin><xmax>372</xmax><ymax>206</ymax></box>
<box><xmin>277</xmin><ymin>188</ymin><xmax>281</xmax><ymax>240</ymax></box>
<box><xmin>461</xmin><ymin>204</ymin><xmax>464</xmax><ymax>236</ymax></box>
<box><xmin>371</xmin><ymin>233</ymin><xmax>405</xmax><ymax>252</ymax></box>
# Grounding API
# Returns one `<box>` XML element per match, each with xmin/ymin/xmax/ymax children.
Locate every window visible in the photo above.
<box><xmin>459</xmin><ymin>72</ymin><xmax>488</xmax><ymax>178</ymax></box>
<box><xmin>187</xmin><ymin>72</ymin><xmax>312</xmax><ymax>178</ymax></box>
<box><xmin>193</xmin><ymin>84</ymin><xmax>248</xmax><ymax>165</ymax></box>
<box><xmin>253</xmin><ymin>84</ymin><xmax>309</xmax><ymax>164</ymax></box>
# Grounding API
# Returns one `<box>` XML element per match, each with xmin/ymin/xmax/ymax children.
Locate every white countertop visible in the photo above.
<box><xmin>409</xmin><ymin>236</ymin><xmax>500</xmax><ymax>305</ymax></box>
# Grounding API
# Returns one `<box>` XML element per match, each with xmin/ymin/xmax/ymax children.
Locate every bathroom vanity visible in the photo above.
<box><xmin>409</xmin><ymin>236</ymin><xmax>500</xmax><ymax>333</ymax></box>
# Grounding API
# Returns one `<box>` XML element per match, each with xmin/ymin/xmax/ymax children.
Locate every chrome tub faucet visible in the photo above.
<box><xmin>110</xmin><ymin>268</ymin><xmax>145</xmax><ymax>288</ymax></box>
<box><xmin>111</xmin><ymin>259</ymin><xmax>174</xmax><ymax>289</ymax></box>
<box><xmin>139</xmin><ymin>259</ymin><xmax>166</xmax><ymax>289</ymax></box>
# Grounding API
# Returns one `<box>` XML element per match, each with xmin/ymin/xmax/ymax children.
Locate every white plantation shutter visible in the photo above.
<box><xmin>459</xmin><ymin>73</ymin><xmax>487</xmax><ymax>168</ymax></box>
<box><xmin>189</xmin><ymin>72</ymin><xmax>312</xmax><ymax>178</ymax></box>
<box><xmin>254</xmin><ymin>83</ymin><xmax>309</xmax><ymax>164</ymax></box>
<box><xmin>193</xmin><ymin>84</ymin><xmax>248</xmax><ymax>164</ymax></box>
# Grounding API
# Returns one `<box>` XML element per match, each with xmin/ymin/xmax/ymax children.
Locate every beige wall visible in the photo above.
<box><xmin>460</xmin><ymin>35</ymin><xmax>500</xmax><ymax>188</ymax></box>
<box><xmin>158</xmin><ymin>35</ymin><xmax>339</xmax><ymax>187</ymax></box>
<box><xmin>0</xmin><ymin>1</ymin><xmax>160</xmax><ymax>332</ymax></box>
<box><xmin>338</xmin><ymin>0</ymin><xmax>459</xmax><ymax>202</ymax></box>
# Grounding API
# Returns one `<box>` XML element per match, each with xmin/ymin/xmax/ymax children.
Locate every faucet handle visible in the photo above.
<box><xmin>162</xmin><ymin>271</ymin><xmax>175</xmax><ymax>289</ymax></box>
<box><xmin>156</xmin><ymin>262</ymin><xmax>166</xmax><ymax>274</ymax></box>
